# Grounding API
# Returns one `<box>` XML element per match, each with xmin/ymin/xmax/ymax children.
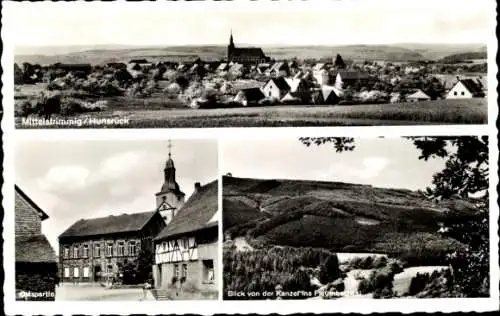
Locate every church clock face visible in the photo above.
<box><xmin>155</xmin><ymin>141</ymin><xmax>185</xmax><ymax>224</ymax></box>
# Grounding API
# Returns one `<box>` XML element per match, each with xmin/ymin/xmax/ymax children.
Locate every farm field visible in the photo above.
<box><xmin>14</xmin><ymin>43</ymin><xmax>487</xmax><ymax>65</ymax></box>
<box><xmin>15</xmin><ymin>97</ymin><xmax>487</xmax><ymax>128</ymax></box>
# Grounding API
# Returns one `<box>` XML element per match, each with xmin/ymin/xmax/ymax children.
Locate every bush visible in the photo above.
<box><xmin>60</xmin><ymin>99</ymin><xmax>83</xmax><ymax>116</ymax></box>
<box><xmin>409</xmin><ymin>272</ymin><xmax>430</xmax><ymax>296</ymax></box>
<box><xmin>33</xmin><ymin>93</ymin><xmax>62</xmax><ymax>118</ymax></box>
<box><xmin>373</xmin><ymin>256</ymin><xmax>387</xmax><ymax>268</ymax></box>
<box><xmin>258</xmin><ymin>97</ymin><xmax>280</xmax><ymax>106</ymax></box>
<box><xmin>357</xmin><ymin>278</ymin><xmax>371</xmax><ymax>294</ymax></box>
<box><xmin>318</xmin><ymin>254</ymin><xmax>340</xmax><ymax>284</ymax></box>
<box><xmin>348</xmin><ymin>256</ymin><xmax>383</xmax><ymax>270</ymax></box>
<box><xmin>15</xmin><ymin>100</ymin><xmax>36</xmax><ymax>117</ymax></box>
<box><xmin>357</xmin><ymin>267</ymin><xmax>396</xmax><ymax>297</ymax></box>
<box><xmin>371</xmin><ymin>270</ymin><xmax>393</xmax><ymax>291</ymax></box>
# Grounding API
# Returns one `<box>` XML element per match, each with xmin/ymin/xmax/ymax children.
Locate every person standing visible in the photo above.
<box><xmin>143</xmin><ymin>280</ymin><xmax>152</xmax><ymax>300</ymax></box>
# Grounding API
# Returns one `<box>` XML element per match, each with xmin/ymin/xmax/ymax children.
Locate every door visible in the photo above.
<box><xmin>94</xmin><ymin>266</ymin><xmax>101</xmax><ymax>282</ymax></box>
<box><xmin>157</xmin><ymin>264</ymin><xmax>162</xmax><ymax>287</ymax></box>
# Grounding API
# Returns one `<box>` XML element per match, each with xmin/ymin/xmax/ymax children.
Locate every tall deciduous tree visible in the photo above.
<box><xmin>298</xmin><ymin>136</ymin><xmax>490</xmax><ymax>297</ymax></box>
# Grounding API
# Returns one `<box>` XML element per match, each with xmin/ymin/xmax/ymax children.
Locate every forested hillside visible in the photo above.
<box><xmin>223</xmin><ymin>176</ymin><xmax>475</xmax><ymax>264</ymax></box>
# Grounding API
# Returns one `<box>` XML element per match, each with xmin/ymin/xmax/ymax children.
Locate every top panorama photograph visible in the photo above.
<box><xmin>11</xmin><ymin>1</ymin><xmax>490</xmax><ymax>128</ymax></box>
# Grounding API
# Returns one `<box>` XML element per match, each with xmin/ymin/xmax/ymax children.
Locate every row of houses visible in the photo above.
<box><xmin>15</xmin><ymin>148</ymin><xmax>218</xmax><ymax>300</ymax></box>
<box><xmin>389</xmin><ymin>78</ymin><xmax>486</xmax><ymax>103</ymax></box>
<box><xmin>233</xmin><ymin>70</ymin><xmax>374</xmax><ymax>106</ymax></box>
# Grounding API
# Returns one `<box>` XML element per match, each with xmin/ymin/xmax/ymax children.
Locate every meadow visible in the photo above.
<box><xmin>15</xmin><ymin>97</ymin><xmax>487</xmax><ymax>128</ymax></box>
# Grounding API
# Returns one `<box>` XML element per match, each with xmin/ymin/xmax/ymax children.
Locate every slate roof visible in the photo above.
<box><xmin>15</xmin><ymin>185</ymin><xmax>49</xmax><ymax>221</ymax></box>
<box><xmin>129</xmin><ymin>59</ymin><xmax>149</xmax><ymax>64</ymax></box>
<box><xmin>337</xmin><ymin>71</ymin><xmax>370</xmax><ymax>80</ymax></box>
<box><xmin>59</xmin><ymin>211</ymin><xmax>158</xmax><ymax>239</ymax></box>
<box><xmin>270</xmin><ymin>62</ymin><xmax>288</xmax><ymax>72</ymax></box>
<box><xmin>407</xmin><ymin>89</ymin><xmax>431</xmax><ymax>99</ymax></box>
<box><xmin>231</xmin><ymin>47</ymin><xmax>266</xmax><ymax>59</ymax></box>
<box><xmin>321</xmin><ymin>86</ymin><xmax>340</xmax><ymax>100</ymax></box>
<box><xmin>459</xmin><ymin>79</ymin><xmax>483</xmax><ymax>95</ymax></box>
<box><xmin>269</xmin><ymin>77</ymin><xmax>291</xmax><ymax>91</ymax></box>
<box><xmin>155</xmin><ymin>180</ymin><xmax>218</xmax><ymax>240</ymax></box>
<box><xmin>16</xmin><ymin>234</ymin><xmax>56</xmax><ymax>263</ymax></box>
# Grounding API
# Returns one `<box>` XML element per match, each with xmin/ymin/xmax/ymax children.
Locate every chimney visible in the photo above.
<box><xmin>194</xmin><ymin>182</ymin><xmax>201</xmax><ymax>192</ymax></box>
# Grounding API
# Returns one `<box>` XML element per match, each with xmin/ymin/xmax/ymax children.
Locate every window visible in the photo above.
<box><xmin>182</xmin><ymin>263</ymin><xmax>188</xmax><ymax>278</ymax></box>
<box><xmin>83</xmin><ymin>267</ymin><xmax>90</xmax><ymax>278</ymax></box>
<box><xmin>107</xmin><ymin>265</ymin><xmax>113</xmax><ymax>274</ymax></box>
<box><xmin>94</xmin><ymin>244</ymin><xmax>101</xmax><ymax>257</ymax></box>
<box><xmin>174</xmin><ymin>264</ymin><xmax>179</xmax><ymax>279</ymax></box>
<box><xmin>454</xmin><ymin>91</ymin><xmax>457</xmax><ymax>96</ymax></box>
<box><xmin>269</xmin><ymin>91</ymin><xmax>272</xmax><ymax>97</ymax></box>
<box><xmin>117</xmin><ymin>242</ymin><xmax>125</xmax><ymax>256</ymax></box>
<box><xmin>182</xmin><ymin>238</ymin><xmax>189</xmax><ymax>250</ymax></box>
<box><xmin>106</xmin><ymin>243</ymin><xmax>113</xmax><ymax>257</ymax></box>
<box><xmin>73</xmin><ymin>267</ymin><xmax>79</xmax><ymax>278</ymax></box>
<box><xmin>461</xmin><ymin>91</ymin><xmax>465</xmax><ymax>96</ymax></box>
<box><xmin>83</xmin><ymin>245</ymin><xmax>89</xmax><ymax>258</ymax></box>
<box><xmin>64</xmin><ymin>268</ymin><xmax>70</xmax><ymax>278</ymax></box>
<box><xmin>202</xmin><ymin>260</ymin><xmax>214</xmax><ymax>283</ymax></box>
<box><xmin>64</xmin><ymin>247</ymin><xmax>70</xmax><ymax>259</ymax></box>
<box><xmin>128</xmin><ymin>241</ymin><xmax>136</xmax><ymax>256</ymax></box>
<box><xmin>73</xmin><ymin>246</ymin><xmax>79</xmax><ymax>258</ymax></box>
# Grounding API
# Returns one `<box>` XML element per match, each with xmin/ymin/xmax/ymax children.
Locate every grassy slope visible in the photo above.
<box><xmin>15</xmin><ymin>98</ymin><xmax>488</xmax><ymax>128</ymax></box>
<box><xmin>14</xmin><ymin>43</ymin><xmax>486</xmax><ymax>65</ymax></box>
<box><xmin>223</xmin><ymin>176</ymin><xmax>475</xmax><ymax>262</ymax></box>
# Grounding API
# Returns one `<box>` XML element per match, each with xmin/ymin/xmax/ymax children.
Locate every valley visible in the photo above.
<box><xmin>222</xmin><ymin>176</ymin><xmax>477</xmax><ymax>299</ymax></box>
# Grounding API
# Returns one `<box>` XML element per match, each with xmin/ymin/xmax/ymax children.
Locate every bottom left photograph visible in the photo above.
<box><xmin>13</xmin><ymin>138</ymin><xmax>219</xmax><ymax>301</ymax></box>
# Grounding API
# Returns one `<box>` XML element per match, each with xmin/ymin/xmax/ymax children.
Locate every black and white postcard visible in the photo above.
<box><xmin>12</xmin><ymin>139</ymin><xmax>219</xmax><ymax>301</ymax></box>
<box><xmin>222</xmin><ymin>136</ymin><xmax>492</xmax><ymax>300</ymax></box>
<box><xmin>2</xmin><ymin>0</ymin><xmax>498</xmax><ymax>314</ymax></box>
<box><xmin>7</xmin><ymin>0</ymin><xmax>491</xmax><ymax>128</ymax></box>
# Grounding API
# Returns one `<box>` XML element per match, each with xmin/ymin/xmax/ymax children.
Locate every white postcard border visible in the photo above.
<box><xmin>2</xmin><ymin>0</ymin><xmax>499</xmax><ymax>314</ymax></box>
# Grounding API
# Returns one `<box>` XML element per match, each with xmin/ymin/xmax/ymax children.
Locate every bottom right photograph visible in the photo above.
<box><xmin>222</xmin><ymin>136</ymin><xmax>490</xmax><ymax>300</ymax></box>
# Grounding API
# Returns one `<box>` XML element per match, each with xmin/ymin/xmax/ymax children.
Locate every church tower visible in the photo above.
<box><xmin>155</xmin><ymin>140</ymin><xmax>185</xmax><ymax>225</ymax></box>
<box><xmin>228</xmin><ymin>29</ymin><xmax>235</xmax><ymax>61</ymax></box>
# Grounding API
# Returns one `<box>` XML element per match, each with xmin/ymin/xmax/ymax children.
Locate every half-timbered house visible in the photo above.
<box><xmin>153</xmin><ymin>180</ymin><xmax>218</xmax><ymax>296</ymax></box>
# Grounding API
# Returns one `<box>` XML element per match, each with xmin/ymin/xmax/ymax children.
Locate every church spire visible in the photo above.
<box><xmin>162</xmin><ymin>140</ymin><xmax>179</xmax><ymax>192</ymax></box>
<box><xmin>228</xmin><ymin>29</ymin><xmax>235</xmax><ymax>61</ymax></box>
<box><xmin>168</xmin><ymin>139</ymin><xmax>172</xmax><ymax>159</ymax></box>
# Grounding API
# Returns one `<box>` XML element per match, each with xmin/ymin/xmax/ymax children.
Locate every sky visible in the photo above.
<box><xmin>6</xmin><ymin>0</ymin><xmax>492</xmax><ymax>50</ymax></box>
<box><xmin>15</xmin><ymin>139</ymin><xmax>218</xmax><ymax>253</ymax></box>
<box><xmin>222</xmin><ymin>137</ymin><xmax>447</xmax><ymax>191</ymax></box>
